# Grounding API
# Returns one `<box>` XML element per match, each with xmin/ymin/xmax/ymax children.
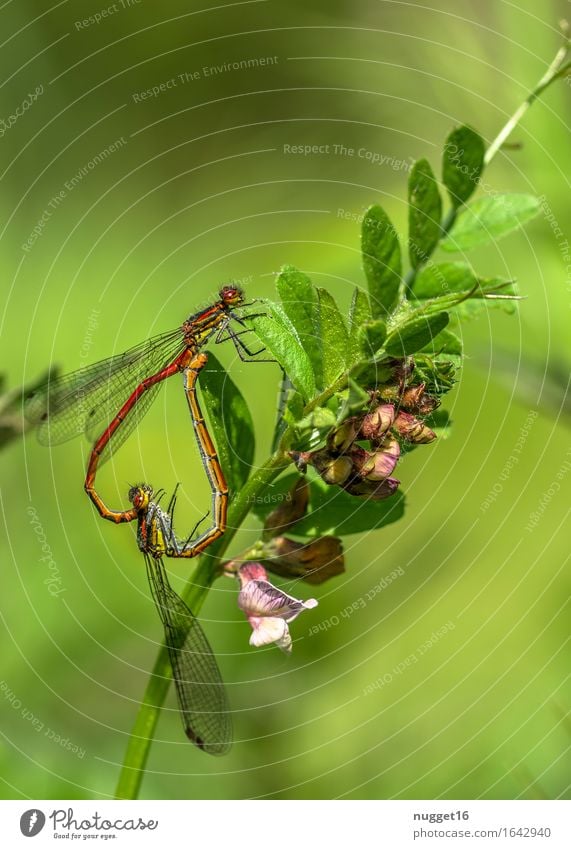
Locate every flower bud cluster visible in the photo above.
<box><xmin>290</xmin><ymin>381</ymin><xmax>438</xmax><ymax>499</ymax></box>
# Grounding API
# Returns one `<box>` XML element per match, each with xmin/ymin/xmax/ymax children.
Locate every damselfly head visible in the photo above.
<box><xmin>219</xmin><ymin>284</ymin><xmax>244</xmax><ymax>308</ymax></box>
<box><xmin>128</xmin><ymin>483</ymin><xmax>153</xmax><ymax>511</ymax></box>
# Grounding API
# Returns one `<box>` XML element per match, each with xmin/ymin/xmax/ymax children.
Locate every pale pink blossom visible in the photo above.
<box><xmin>238</xmin><ymin>564</ymin><xmax>318</xmax><ymax>654</ymax></box>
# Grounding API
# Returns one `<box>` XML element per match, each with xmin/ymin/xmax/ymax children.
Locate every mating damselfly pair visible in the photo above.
<box><xmin>25</xmin><ymin>286</ymin><xmax>270</xmax><ymax>754</ymax></box>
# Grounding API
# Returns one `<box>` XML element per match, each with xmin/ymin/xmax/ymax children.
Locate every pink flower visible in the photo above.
<box><xmin>237</xmin><ymin>564</ymin><xmax>318</xmax><ymax>654</ymax></box>
<box><xmin>392</xmin><ymin>411</ymin><xmax>436</xmax><ymax>443</ymax></box>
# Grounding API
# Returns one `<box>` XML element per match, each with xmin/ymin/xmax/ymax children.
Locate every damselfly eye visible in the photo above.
<box><xmin>129</xmin><ymin>485</ymin><xmax>150</xmax><ymax>510</ymax></box>
<box><xmin>220</xmin><ymin>285</ymin><xmax>243</xmax><ymax>306</ymax></box>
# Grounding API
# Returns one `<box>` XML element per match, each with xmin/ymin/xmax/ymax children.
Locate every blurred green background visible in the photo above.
<box><xmin>0</xmin><ymin>0</ymin><xmax>569</xmax><ymax>800</ymax></box>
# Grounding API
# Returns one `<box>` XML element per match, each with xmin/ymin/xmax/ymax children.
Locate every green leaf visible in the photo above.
<box><xmin>254</xmin><ymin>305</ymin><xmax>316</xmax><ymax>402</ymax></box>
<box><xmin>337</xmin><ymin>377</ymin><xmax>370</xmax><ymax>422</ymax></box>
<box><xmin>453</xmin><ymin>278</ymin><xmax>520</xmax><ymax>319</ymax></box>
<box><xmin>283</xmin><ymin>389</ymin><xmax>305</xmax><ymax>426</ymax></box>
<box><xmin>361</xmin><ymin>205</ymin><xmax>402</xmax><ymax>317</ymax></box>
<box><xmin>385</xmin><ymin>312</ymin><xmax>450</xmax><ymax>357</ymax></box>
<box><xmin>411</xmin><ymin>262</ymin><xmax>477</xmax><ymax>299</ymax></box>
<box><xmin>200</xmin><ymin>352</ymin><xmax>255</xmax><ymax>493</ymax></box>
<box><xmin>405</xmin><ymin>274</ymin><xmax>519</xmax><ymax>322</ymax></box>
<box><xmin>316</xmin><ymin>288</ymin><xmax>349</xmax><ymax>385</ymax></box>
<box><xmin>292</xmin><ymin>407</ymin><xmax>338</xmax><ymax>451</ymax></box>
<box><xmin>348</xmin><ymin>286</ymin><xmax>372</xmax><ymax>363</ymax></box>
<box><xmin>441</xmin><ymin>194</ymin><xmax>541</xmax><ymax>252</ymax></box>
<box><xmin>276</xmin><ymin>265</ymin><xmax>323</xmax><ymax>388</ymax></box>
<box><xmin>252</xmin><ymin>473</ymin><xmax>406</xmax><ymax>537</ymax></box>
<box><xmin>359</xmin><ymin>319</ymin><xmax>387</xmax><ymax>357</ymax></box>
<box><xmin>272</xmin><ymin>372</ymin><xmax>292</xmax><ymax>451</ymax></box>
<box><xmin>421</xmin><ymin>327</ymin><xmax>463</xmax><ymax>356</ymax></box>
<box><xmin>349</xmin><ymin>357</ymin><xmax>395</xmax><ymax>392</ymax></box>
<box><xmin>442</xmin><ymin>125</ymin><xmax>485</xmax><ymax>207</ymax></box>
<box><xmin>408</xmin><ymin>158</ymin><xmax>443</xmax><ymax>269</ymax></box>
<box><xmin>296</xmin><ymin>407</ymin><xmax>337</xmax><ymax>431</ymax></box>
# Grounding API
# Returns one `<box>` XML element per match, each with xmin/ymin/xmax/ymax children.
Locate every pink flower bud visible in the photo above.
<box><xmin>320</xmin><ymin>455</ymin><xmax>354</xmax><ymax>485</ymax></box>
<box><xmin>293</xmin><ymin>448</ymin><xmax>354</xmax><ymax>486</ymax></box>
<box><xmin>360</xmin><ymin>404</ymin><xmax>395</xmax><ymax>441</ymax></box>
<box><xmin>350</xmin><ymin>438</ymin><xmax>400</xmax><ymax>481</ymax></box>
<box><xmin>344</xmin><ymin>476</ymin><xmax>400</xmax><ymax>499</ymax></box>
<box><xmin>401</xmin><ymin>383</ymin><xmax>439</xmax><ymax>415</ymax></box>
<box><xmin>265</xmin><ymin>536</ymin><xmax>345</xmax><ymax>584</ymax></box>
<box><xmin>264</xmin><ymin>478</ymin><xmax>309</xmax><ymax>537</ymax></box>
<box><xmin>393</xmin><ymin>411</ymin><xmax>436</xmax><ymax>443</ymax></box>
<box><xmin>328</xmin><ymin>418</ymin><xmax>359</xmax><ymax>453</ymax></box>
<box><xmin>238</xmin><ymin>563</ymin><xmax>269</xmax><ymax>586</ymax></box>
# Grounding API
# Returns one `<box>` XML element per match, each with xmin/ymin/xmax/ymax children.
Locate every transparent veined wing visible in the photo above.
<box><xmin>145</xmin><ymin>555</ymin><xmax>232</xmax><ymax>754</ymax></box>
<box><xmin>25</xmin><ymin>328</ymin><xmax>183</xmax><ymax>447</ymax></box>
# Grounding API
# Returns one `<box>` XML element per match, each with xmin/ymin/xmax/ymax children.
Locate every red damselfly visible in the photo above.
<box><xmin>25</xmin><ymin>286</ymin><xmax>267</xmax><ymax>522</ymax></box>
<box><xmin>92</xmin><ymin>358</ymin><xmax>229</xmax><ymax>556</ymax></box>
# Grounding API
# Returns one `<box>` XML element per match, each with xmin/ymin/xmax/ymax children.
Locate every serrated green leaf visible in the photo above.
<box><xmin>254</xmin><ymin>305</ymin><xmax>316</xmax><ymax>402</ymax></box>
<box><xmin>348</xmin><ymin>287</ymin><xmax>372</xmax><ymax>363</ymax></box>
<box><xmin>411</xmin><ymin>262</ymin><xmax>477</xmax><ymax>299</ymax></box>
<box><xmin>276</xmin><ymin>265</ymin><xmax>323</xmax><ymax>388</ymax></box>
<box><xmin>441</xmin><ymin>194</ymin><xmax>541</xmax><ymax>252</ymax></box>
<box><xmin>421</xmin><ymin>327</ymin><xmax>463</xmax><ymax>356</ymax></box>
<box><xmin>316</xmin><ymin>288</ymin><xmax>349</xmax><ymax>385</ymax></box>
<box><xmin>408</xmin><ymin>158</ymin><xmax>443</xmax><ymax>269</ymax></box>
<box><xmin>361</xmin><ymin>205</ymin><xmax>402</xmax><ymax>317</ymax></box>
<box><xmin>200</xmin><ymin>352</ymin><xmax>255</xmax><ymax>494</ymax></box>
<box><xmin>252</xmin><ymin>473</ymin><xmax>406</xmax><ymax>537</ymax></box>
<box><xmin>385</xmin><ymin>312</ymin><xmax>450</xmax><ymax>357</ymax></box>
<box><xmin>442</xmin><ymin>125</ymin><xmax>485</xmax><ymax>207</ymax></box>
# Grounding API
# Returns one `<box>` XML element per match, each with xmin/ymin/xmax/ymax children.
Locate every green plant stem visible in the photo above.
<box><xmin>484</xmin><ymin>39</ymin><xmax>571</xmax><ymax>165</ymax></box>
<box><xmin>404</xmin><ymin>35</ymin><xmax>570</xmax><ymax>293</ymax></box>
<box><xmin>115</xmin><ymin>448</ymin><xmax>289</xmax><ymax>800</ymax></box>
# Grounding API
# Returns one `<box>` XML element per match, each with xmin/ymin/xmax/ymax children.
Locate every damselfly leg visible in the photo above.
<box><xmin>86</xmin><ymin>355</ymin><xmax>229</xmax><ymax>559</ymax></box>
